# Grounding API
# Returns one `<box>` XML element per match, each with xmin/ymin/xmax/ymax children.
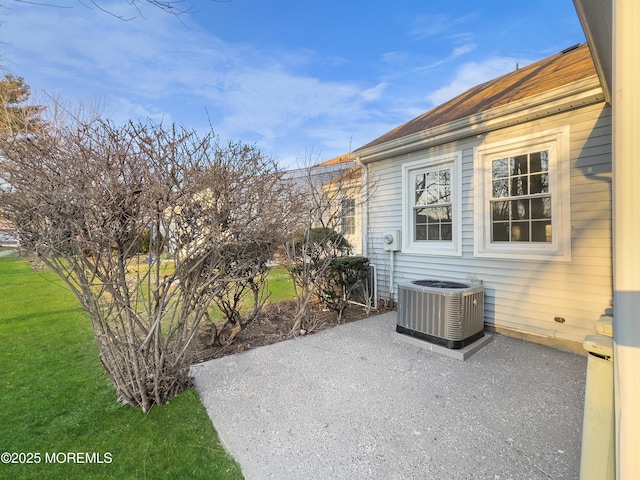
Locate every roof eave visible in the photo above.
<box><xmin>355</xmin><ymin>76</ymin><xmax>604</xmax><ymax>164</ymax></box>
<box><xmin>573</xmin><ymin>0</ymin><xmax>613</xmax><ymax>103</ymax></box>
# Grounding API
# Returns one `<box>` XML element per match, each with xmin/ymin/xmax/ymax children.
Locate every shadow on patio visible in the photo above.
<box><xmin>192</xmin><ymin>311</ymin><xmax>586</xmax><ymax>480</ymax></box>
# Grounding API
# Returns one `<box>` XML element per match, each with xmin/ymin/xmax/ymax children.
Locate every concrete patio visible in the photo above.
<box><xmin>192</xmin><ymin>311</ymin><xmax>586</xmax><ymax>480</ymax></box>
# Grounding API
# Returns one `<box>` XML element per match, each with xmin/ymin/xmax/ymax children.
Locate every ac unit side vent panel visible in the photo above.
<box><xmin>397</xmin><ymin>281</ymin><xmax>485</xmax><ymax>349</ymax></box>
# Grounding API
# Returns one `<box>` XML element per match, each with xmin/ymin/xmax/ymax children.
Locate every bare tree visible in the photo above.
<box><xmin>209</xmin><ymin>264</ymin><xmax>269</xmax><ymax>346</ymax></box>
<box><xmin>283</xmin><ymin>158</ymin><xmax>374</xmax><ymax>334</ymax></box>
<box><xmin>0</xmin><ymin>116</ymin><xmax>295</xmax><ymax>412</ymax></box>
<box><xmin>199</xmin><ymin>141</ymin><xmax>298</xmax><ymax>347</ymax></box>
<box><xmin>10</xmin><ymin>1</ymin><xmax>200</xmax><ymax>18</ymax></box>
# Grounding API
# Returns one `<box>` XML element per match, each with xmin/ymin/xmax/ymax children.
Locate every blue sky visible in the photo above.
<box><xmin>1</xmin><ymin>1</ymin><xmax>585</xmax><ymax>168</ymax></box>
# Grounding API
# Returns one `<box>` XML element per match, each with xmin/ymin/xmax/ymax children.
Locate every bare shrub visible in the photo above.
<box><xmin>283</xmin><ymin>158</ymin><xmax>373</xmax><ymax>334</ymax></box>
<box><xmin>0</xmin><ymin>117</ymin><xmax>295</xmax><ymax>412</ymax></box>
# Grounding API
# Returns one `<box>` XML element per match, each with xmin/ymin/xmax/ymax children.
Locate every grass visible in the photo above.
<box><xmin>204</xmin><ymin>264</ymin><xmax>296</xmax><ymax>322</ymax></box>
<box><xmin>264</xmin><ymin>265</ymin><xmax>296</xmax><ymax>304</ymax></box>
<box><xmin>0</xmin><ymin>255</ymin><xmax>244</xmax><ymax>480</ymax></box>
<box><xmin>128</xmin><ymin>256</ymin><xmax>295</xmax><ymax>307</ymax></box>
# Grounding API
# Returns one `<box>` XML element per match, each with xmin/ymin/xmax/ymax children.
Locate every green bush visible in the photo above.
<box><xmin>137</xmin><ymin>228</ymin><xmax>164</xmax><ymax>254</ymax></box>
<box><xmin>317</xmin><ymin>256</ymin><xmax>370</xmax><ymax>318</ymax></box>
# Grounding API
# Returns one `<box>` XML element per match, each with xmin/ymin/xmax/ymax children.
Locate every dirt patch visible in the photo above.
<box><xmin>193</xmin><ymin>301</ymin><xmax>395</xmax><ymax>363</ymax></box>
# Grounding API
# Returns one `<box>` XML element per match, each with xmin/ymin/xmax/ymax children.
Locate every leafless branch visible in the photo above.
<box><xmin>0</xmin><ymin>113</ymin><xmax>298</xmax><ymax>412</ymax></box>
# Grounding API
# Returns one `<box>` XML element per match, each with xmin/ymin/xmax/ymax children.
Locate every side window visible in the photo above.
<box><xmin>402</xmin><ymin>152</ymin><xmax>462</xmax><ymax>256</ymax></box>
<box><xmin>341</xmin><ymin>198</ymin><xmax>356</xmax><ymax>236</ymax></box>
<box><xmin>490</xmin><ymin>151</ymin><xmax>551</xmax><ymax>243</ymax></box>
<box><xmin>474</xmin><ymin>127</ymin><xmax>571</xmax><ymax>261</ymax></box>
<box><xmin>413</xmin><ymin>167</ymin><xmax>452</xmax><ymax>241</ymax></box>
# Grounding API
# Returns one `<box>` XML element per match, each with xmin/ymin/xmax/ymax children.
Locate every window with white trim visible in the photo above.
<box><xmin>491</xmin><ymin>151</ymin><xmax>551</xmax><ymax>243</ymax></box>
<box><xmin>402</xmin><ymin>152</ymin><xmax>462</xmax><ymax>256</ymax></box>
<box><xmin>413</xmin><ymin>168</ymin><xmax>452</xmax><ymax>241</ymax></box>
<box><xmin>340</xmin><ymin>198</ymin><xmax>356</xmax><ymax>236</ymax></box>
<box><xmin>474</xmin><ymin>127</ymin><xmax>571</xmax><ymax>261</ymax></box>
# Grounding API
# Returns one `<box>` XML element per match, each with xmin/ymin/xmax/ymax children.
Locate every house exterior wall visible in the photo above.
<box><xmin>321</xmin><ymin>182</ymin><xmax>363</xmax><ymax>256</ymax></box>
<box><xmin>364</xmin><ymin>101</ymin><xmax>612</xmax><ymax>345</ymax></box>
<box><xmin>0</xmin><ymin>218</ymin><xmax>18</xmax><ymax>245</ymax></box>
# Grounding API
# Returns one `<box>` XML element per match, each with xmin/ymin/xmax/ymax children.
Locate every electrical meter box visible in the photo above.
<box><xmin>382</xmin><ymin>230</ymin><xmax>401</xmax><ymax>251</ymax></box>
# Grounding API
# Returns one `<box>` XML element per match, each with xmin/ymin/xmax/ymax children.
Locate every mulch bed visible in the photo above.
<box><xmin>193</xmin><ymin>300</ymin><xmax>395</xmax><ymax>363</ymax></box>
<box><xmin>20</xmin><ymin>254</ymin><xmax>394</xmax><ymax>364</ymax></box>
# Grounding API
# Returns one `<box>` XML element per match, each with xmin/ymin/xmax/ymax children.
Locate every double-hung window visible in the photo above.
<box><xmin>491</xmin><ymin>151</ymin><xmax>551</xmax><ymax>243</ymax></box>
<box><xmin>414</xmin><ymin>169</ymin><xmax>452</xmax><ymax>241</ymax></box>
<box><xmin>474</xmin><ymin>127</ymin><xmax>571</xmax><ymax>261</ymax></box>
<box><xmin>341</xmin><ymin>198</ymin><xmax>356</xmax><ymax>236</ymax></box>
<box><xmin>402</xmin><ymin>152</ymin><xmax>462</xmax><ymax>256</ymax></box>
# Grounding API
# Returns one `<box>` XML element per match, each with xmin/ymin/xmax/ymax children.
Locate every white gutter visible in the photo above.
<box><xmin>357</xmin><ymin>77</ymin><xmax>604</xmax><ymax>164</ymax></box>
<box><xmin>573</xmin><ymin>0</ymin><xmax>613</xmax><ymax>103</ymax></box>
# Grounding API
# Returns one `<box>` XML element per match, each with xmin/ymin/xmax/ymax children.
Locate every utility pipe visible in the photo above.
<box><xmin>354</xmin><ymin>156</ymin><xmax>369</xmax><ymax>257</ymax></box>
<box><xmin>389</xmin><ymin>249</ymin><xmax>395</xmax><ymax>301</ymax></box>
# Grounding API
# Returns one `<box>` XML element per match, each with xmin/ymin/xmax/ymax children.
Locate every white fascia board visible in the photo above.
<box><xmin>357</xmin><ymin>76</ymin><xmax>604</xmax><ymax>164</ymax></box>
<box><xmin>573</xmin><ymin>0</ymin><xmax>612</xmax><ymax>103</ymax></box>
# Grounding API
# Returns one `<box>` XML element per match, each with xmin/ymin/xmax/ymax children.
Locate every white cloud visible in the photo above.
<box><xmin>203</xmin><ymin>68</ymin><xmax>375</xmax><ymax>140</ymax></box>
<box><xmin>451</xmin><ymin>43</ymin><xmax>477</xmax><ymax>59</ymax></box>
<box><xmin>411</xmin><ymin>42</ymin><xmax>478</xmax><ymax>75</ymax></box>
<box><xmin>409</xmin><ymin>13</ymin><xmax>476</xmax><ymax>41</ymax></box>
<box><xmin>106</xmin><ymin>96</ymin><xmax>171</xmax><ymax>125</ymax></box>
<box><xmin>360</xmin><ymin>82</ymin><xmax>387</xmax><ymax>102</ymax></box>
<box><xmin>2</xmin><ymin>1</ymin><xmax>187</xmax><ymax>96</ymax></box>
<box><xmin>425</xmin><ymin>56</ymin><xmax>522</xmax><ymax>106</ymax></box>
<box><xmin>2</xmin><ymin>2</ymin><xmax>550</xmax><ymax>168</ymax></box>
<box><xmin>2</xmin><ymin>1</ymin><xmax>388</xmax><ymax>163</ymax></box>
<box><xmin>381</xmin><ymin>51</ymin><xmax>409</xmax><ymax>65</ymax></box>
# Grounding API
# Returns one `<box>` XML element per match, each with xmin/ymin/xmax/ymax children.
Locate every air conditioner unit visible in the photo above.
<box><xmin>397</xmin><ymin>280</ymin><xmax>485</xmax><ymax>349</ymax></box>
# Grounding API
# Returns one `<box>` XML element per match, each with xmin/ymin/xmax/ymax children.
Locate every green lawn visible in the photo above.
<box><xmin>264</xmin><ymin>265</ymin><xmax>296</xmax><ymax>304</ymax></box>
<box><xmin>0</xmin><ymin>256</ymin><xmax>244</xmax><ymax>480</ymax></box>
<box><xmin>205</xmin><ymin>264</ymin><xmax>296</xmax><ymax>322</ymax></box>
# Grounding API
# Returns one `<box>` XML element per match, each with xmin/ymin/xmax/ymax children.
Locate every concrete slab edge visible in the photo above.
<box><xmin>394</xmin><ymin>331</ymin><xmax>494</xmax><ymax>360</ymax></box>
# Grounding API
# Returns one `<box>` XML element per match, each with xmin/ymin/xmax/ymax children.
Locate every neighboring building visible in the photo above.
<box><xmin>321</xmin><ymin>162</ymin><xmax>364</xmax><ymax>256</ymax></box>
<box><xmin>283</xmin><ymin>155</ymin><xmax>364</xmax><ymax>255</ymax></box>
<box><xmin>353</xmin><ymin>43</ymin><xmax>611</xmax><ymax>351</ymax></box>
<box><xmin>0</xmin><ymin>217</ymin><xmax>18</xmax><ymax>245</ymax></box>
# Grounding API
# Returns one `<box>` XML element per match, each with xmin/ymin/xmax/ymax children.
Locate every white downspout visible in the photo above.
<box><xmin>389</xmin><ymin>249</ymin><xmax>395</xmax><ymax>300</ymax></box>
<box><xmin>355</xmin><ymin>156</ymin><xmax>368</xmax><ymax>257</ymax></box>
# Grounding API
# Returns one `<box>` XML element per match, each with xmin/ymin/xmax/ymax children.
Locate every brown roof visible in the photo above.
<box><xmin>314</xmin><ymin>154</ymin><xmax>352</xmax><ymax>168</ymax></box>
<box><xmin>0</xmin><ymin>218</ymin><xmax>15</xmax><ymax>229</ymax></box>
<box><xmin>358</xmin><ymin>43</ymin><xmax>597</xmax><ymax>151</ymax></box>
<box><xmin>325</xmin><ymin>164</ymin><xmax>362</xmax><ymax>187</ymax></box>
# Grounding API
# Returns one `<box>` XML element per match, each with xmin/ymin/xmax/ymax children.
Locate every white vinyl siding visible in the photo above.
<box><xmin>365</xmin><ymin>102</ymin><xmax>612</xmax><ymax>344</ymax></box>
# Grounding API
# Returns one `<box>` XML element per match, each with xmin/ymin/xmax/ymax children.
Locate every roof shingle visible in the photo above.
<box><xmin>357</xmin><ymin>43</ymin><xmax>597</xmax><ymax>151</ymax></box>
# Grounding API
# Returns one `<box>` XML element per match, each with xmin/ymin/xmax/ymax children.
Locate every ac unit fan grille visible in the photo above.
<box><xmin>412</xmin><ymin>280</ymin><xmax>469</xmax><ymax>289</ymax></box>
